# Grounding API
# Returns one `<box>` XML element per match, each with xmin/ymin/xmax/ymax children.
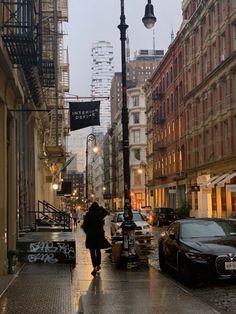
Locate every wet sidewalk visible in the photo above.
<box><xmin>72</xmin><ymin>226</ymin><xmax>221</xmax><ymax>314</ymax></box>
<box><xmin>0</xmin><ymin>223</ymin><xmax>222</xmax><ymax>314</ymax></box>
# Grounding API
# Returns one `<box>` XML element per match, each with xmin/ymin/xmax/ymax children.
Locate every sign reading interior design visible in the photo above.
<box><xmin>69</xmin><ymin>101</ymin><xmax>100</xmax><ymax>131</ymax></box>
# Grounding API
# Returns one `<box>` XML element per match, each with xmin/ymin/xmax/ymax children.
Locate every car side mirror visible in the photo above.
<box><xmin>169</xmin><ymin>232</ymin><xmax>176</xmax><ymax>240</ymax></box>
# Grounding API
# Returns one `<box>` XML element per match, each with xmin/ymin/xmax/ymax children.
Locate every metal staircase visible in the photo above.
<box><xmin>33</xmin><ymin>200</ymin><xmax>72</xmax><ymax>231</ymax></box>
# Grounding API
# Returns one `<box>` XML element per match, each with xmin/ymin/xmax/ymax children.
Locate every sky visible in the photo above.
<box><xmin>64</xmin><ymin>0</ymin><xmax>183</xmax><ymax>97</ymax></box>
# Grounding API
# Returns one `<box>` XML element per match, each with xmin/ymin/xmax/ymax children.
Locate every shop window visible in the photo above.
<box><xmin>134</xmin><ymin>171</ymin><xmax>141</xmax><ymax>185</ymax></box>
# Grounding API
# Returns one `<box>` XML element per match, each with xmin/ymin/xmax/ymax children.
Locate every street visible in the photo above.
<box><xmin>146</xmin><ymin>224</ymin><xmax>236</xmax><ymax>314</ymax></box>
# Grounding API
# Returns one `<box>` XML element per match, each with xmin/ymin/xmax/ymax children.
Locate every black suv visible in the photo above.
<box><xmin>154</xmin><ymin>207</ymin><xmax>178</xmax><ymax>226</ymax></box>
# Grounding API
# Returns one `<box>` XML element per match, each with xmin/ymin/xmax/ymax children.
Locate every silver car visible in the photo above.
<box><xmin>110</xmin><ymin>211</ymin><xmax>151</xmax><ymax>239</ymax></box>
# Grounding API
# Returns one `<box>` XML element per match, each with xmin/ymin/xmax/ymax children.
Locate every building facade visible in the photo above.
<box><xmin>182</xmin><ymin>0</ymin><xmax>236</xmax><ymax>218</ymax></box>
<box><xmin>147</xmin><ymin>0</ymin><xmax>236</xmax><ymax>218</ymax></box>
<box><xmin>91</xmin><ymin>41</ymin><xmax>114</xmax><ymax>135</ymax></box>
<box><xmin>0</xmin><ymin>0</ymin><xmax>69</xmax><ymax>275</ymax></box>
<box><xmin>128</xmin><ymin>87</ymin><xmax>148</xmax><ymax>209</ymax></box>
<box><xmin>147</xmin><ymin>30</ymin><xmax>185</xmax><ymax>211</ymax></box>
<box><xmin>110</xmin><ymin>50</ymin><xmax>163</xmax><ymax>209</ymax></box>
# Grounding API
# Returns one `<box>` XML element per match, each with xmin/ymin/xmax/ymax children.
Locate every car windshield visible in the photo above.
<box><xmin>180</xmin><ymin>220</ymin><xmax>236</xmax><ymax>238</ymax></box>
<box><xmin>117</xmin><ymin>212</ymin><xmax>144</xmax><ymax>222</ymax></box>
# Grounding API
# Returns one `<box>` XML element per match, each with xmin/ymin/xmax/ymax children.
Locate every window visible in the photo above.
<box><xmin>203</xmin><ymin>53</ymin><xmax>208</xmax><ymax>77</ymax></box>
<box><xmin>221</xmin><ymin>32</ymin><xmax>226</xmax><ymax>60</ymax></box>
<box><xmin>132</xmin><ymin>95</ymin><xmax>139</xmax><ymax>107</ymax></box>
<box><xmin>221</xmin><ymin>79</ymin><xmax>227</xmax><ymax>106</ymax></box>
<box><xmin>132</xmin><ymin>130</ymin><xmax>140</xmax><ymax>143</ymax></box>
<box><xmin>172</xmin><ymin>152</ymin><xmax>176</xmax><ymax>173</ymax></box>
<box><xmin>214</xmin><ymin>125</ymin><xmax>219</xmax><ymax>157</ymax></box>
<box><xmin>232</xmin><ymin>23</ymin><xmax>236</xmax><ymax>51</ymax></box>
<box><xmin>223</xmin><ymin>120</ymin><xmax>229</xmax><ymax>155</ymax></box>
<box><xmin>211</xmin><ymin>42</ymin><xmax>217</xmax><ymax>69</ymax></box>
<box><xmin>211</xmin><ymin>85</ymin><xmax>217</xmax><ymax>115</ymax></box>
<box><xmin>133</xmin><ymin>148</ymin><xmax>141</xmax><ymax>160</ymax></box>
<box><xmin>132</xmin><ymin>112</ymin><xmax>140</xmax><ymax>124</ymax></box>
<box><xmin>219</xmin><ymin>0</ymin><xmax>225</xmax><ymax>23</ymax></box>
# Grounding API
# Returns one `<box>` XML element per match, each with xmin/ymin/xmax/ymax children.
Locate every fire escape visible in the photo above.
<box><xmin>0</xmin><ymin>0</ymin><xmax>69</xmax><ymax>178</ymax></box>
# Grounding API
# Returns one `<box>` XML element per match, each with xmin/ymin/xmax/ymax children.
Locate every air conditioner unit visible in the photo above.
<box><xmin>221</xmin><ymin>54</ymin><xmax>225</xmax><ymax>61</ymax></box>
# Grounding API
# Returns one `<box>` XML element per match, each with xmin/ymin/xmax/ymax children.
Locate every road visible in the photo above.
<box><xmin>148</xmin><ymin>225</ymin><xmax>236</xmax><ymax>314</ymax></box>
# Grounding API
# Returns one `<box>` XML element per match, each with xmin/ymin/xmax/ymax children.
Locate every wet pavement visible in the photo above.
<box><xmin>72</xmin><ymin>222</ymin><xmax>220</xmax><ymax>314</ymax></box>
<box><xmin>0</xmin><ymin>219</ymin><xmax>226</xmax><ymax>314</ymax></box>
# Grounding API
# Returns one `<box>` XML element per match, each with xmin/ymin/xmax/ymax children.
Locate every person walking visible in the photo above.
<box><xmin>71</xmin><ymin>209</ymin><xmax>78</xmax><ymax>229</ymax></box>
<box><xmin>82</xmin><ymin>202</ymin><xmax>110</xmax><ymax>276</ymax></box>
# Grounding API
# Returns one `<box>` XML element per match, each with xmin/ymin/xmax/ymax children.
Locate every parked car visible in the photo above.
<box><xmin>155</xmin><ymin>207</ymin><xmax>178</xmax><ymax>226</ymax></box>
<box><xmin>110</xmin><ymin>211</ymin><xmax>151</xmax><ymax>239</ymax></box>
<box><xmin>158</xmin><ymin>218</ymin><xmax>236</xmax><ymax>286</ymax></box>
<box><xmin>229</xmin><ymin>212</ymin><xmax>236</xmax><ymax>221</ymax></box>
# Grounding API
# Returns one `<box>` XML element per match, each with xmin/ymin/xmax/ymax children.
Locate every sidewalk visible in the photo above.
<box><xmin>72</xmin><ymin>226</ymin><xmax>221</xmax><ymax>314</ymax></box>
<box><xmin>0</xmin><ymin>224</ymin><xmax>222</xmax><ymax>314</ymax></box>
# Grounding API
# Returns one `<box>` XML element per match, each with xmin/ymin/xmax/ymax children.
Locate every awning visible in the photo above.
<box><xmin>208</xmin><ymin>174</ymin><xmax>229</xmax><ymax>188</ymax></box>
<box><xmin>217</xmin><ymin>172</ymin><xmax>236</xmax><ymax>187</ymax></box>
<box><xmin>200</xmin><ymin>175</ymin><xmax>218</xmax><ymax>188</ymax></box>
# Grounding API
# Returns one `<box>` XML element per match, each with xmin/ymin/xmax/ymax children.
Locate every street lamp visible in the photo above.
<box><xmin>138</xmin><ymin>162</ymin><xmax>147</xmax><ymax>206</ymax></box>
<box><xmin>118</xmin><ymin>0</ymin><xmax>156</xmax><ymax>267</ymax></box>
<box><xmin>85</xmin><ymin>133</ymin><xmax>98</xmax><ymax>208</ymax></box>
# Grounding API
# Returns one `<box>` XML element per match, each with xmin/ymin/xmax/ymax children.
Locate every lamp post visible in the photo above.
<box><xmin>85</xmin><ymin>133</ymin><xmax>98</xmax><ymax>208</ymax></box>
<box><xmin>118</xmin><ymin>0</ymin><xmax>156</xmax><ymax>266</ymax></box>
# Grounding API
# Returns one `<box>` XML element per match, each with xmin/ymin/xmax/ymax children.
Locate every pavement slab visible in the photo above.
<box><xmin>0</xmin><ymin>264</ymin><xmax>72</xmax><ymax>314</ymax></box>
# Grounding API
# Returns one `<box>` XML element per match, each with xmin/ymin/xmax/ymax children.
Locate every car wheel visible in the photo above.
<box><xmin>159</xmin><ymin>246</ymin><xmax>168</xmax><ymax>272</ymax></box>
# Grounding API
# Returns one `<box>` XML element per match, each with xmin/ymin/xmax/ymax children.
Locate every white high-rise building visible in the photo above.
<box><xmin>91</xmin><ymin>41</ymin><xmax>114</xmax><ymax>135</ymax></box>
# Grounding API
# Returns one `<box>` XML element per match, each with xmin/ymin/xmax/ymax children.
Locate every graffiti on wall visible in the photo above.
<box><xmin>18</xmin><ymin>241</ymin><xmax>76</xmax><ymax>264</ymax></box>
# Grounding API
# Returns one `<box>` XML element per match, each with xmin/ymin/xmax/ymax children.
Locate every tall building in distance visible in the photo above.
<box><xmin>110</xmin><ymin>49</ymin><xmax>164</xmax><ymax>125</ymax></box>
<box><xmin>91</xmin><ymin>41</ymin><xmax>114</xmax><ymax>136</ymax></box>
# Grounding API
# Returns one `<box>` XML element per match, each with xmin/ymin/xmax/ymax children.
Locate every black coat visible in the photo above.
<box><xmin>83</xmin><ymin>208</ymin><xmax>110</xmax><ymax>249</ymax></box>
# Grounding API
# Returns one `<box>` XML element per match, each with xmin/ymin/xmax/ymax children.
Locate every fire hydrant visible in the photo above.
<box><xmin>7</xmin><ymin>250</ymin><xmax>19</xmax><ymax>274</ymax></box>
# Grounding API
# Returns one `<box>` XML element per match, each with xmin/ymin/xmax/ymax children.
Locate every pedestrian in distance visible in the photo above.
<box><xmin>71</xmin><ymin>209</ymin><xmax>78</xmax><ymax>229</ymax></box>
<box><xmin>82</xmin><ymin>201</ymin><xmax>111</xmax><ymax>276</ymax></box>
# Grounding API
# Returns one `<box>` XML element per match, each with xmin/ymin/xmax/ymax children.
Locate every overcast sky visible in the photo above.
<box><xmin>64</xmin><ymin>0</ymin><xmax>183</xmax><ymax>97</ymax></box>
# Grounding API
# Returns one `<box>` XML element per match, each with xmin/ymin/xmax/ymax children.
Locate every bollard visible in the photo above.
<box><xmin>7</xmin><ymin>250</ymin><xmax>19</xmax><ymax>274</ymax></box>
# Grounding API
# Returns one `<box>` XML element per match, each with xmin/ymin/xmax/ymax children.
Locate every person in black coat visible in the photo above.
<box><xmin>83</xmin><ymin>202</ymin><xmax>110</xmax><ymax>276</ymax></box>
